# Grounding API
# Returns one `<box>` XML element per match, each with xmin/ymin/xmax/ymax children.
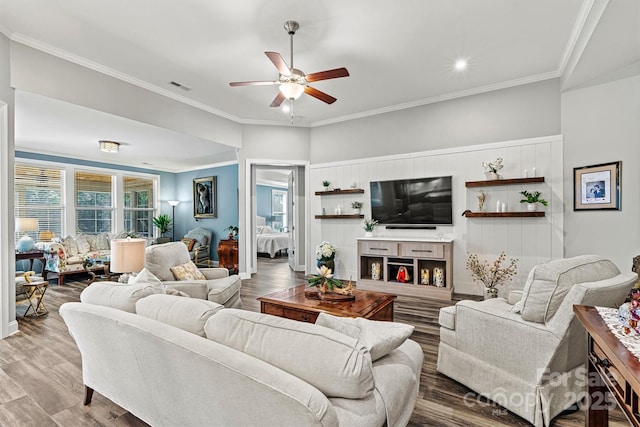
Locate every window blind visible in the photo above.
<box><xmin>14</xmin><ymin>165</ymin><xmax>64</xmax><ymax>240</ymax></box>
<box><xmin>75</xmin><ymin>171</ymin><xmax>113</xmax><ymax>234</ymax></box>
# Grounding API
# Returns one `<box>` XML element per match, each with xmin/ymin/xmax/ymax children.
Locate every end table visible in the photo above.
<box><xmin>17</xmin><ymin>281</ymin><xmax>48</xmax><ymax>317</ymax></box>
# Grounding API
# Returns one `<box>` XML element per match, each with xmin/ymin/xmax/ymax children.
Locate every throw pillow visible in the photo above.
<box><xmin>170</xmin><ymin>261</ymin><xmax>206</xmax><ymax>281</ymax></box>
<box><xmin>128</xmin><ymin>268</ymin><xmax>165</xmax><ymax>294</ymax></box>
<box><xmin>204</xmin><ymin>309</ymin><xmax>374</xmax><ymax>399</ymax></box>
<box><xmin>95</xmin><ymin>233</ymin><xmax>111</xmax><ymax>250</ymax></box>
<box><xmin>181</xmin><ymin>238</ymin><xmax>196</xmax><ymax>251</ymax></box>
<box><xmin>75</xmin><ymin>234</ymin><xmax>91</xmax><ymax>254</ymax></box>
<box><xmin>62</xmin><ymin>235</ymin><xmax>78</xmax><ymax>256</ymax></box>
<box><xmin>315</xmin><ymin>312</ymin><xmax>414</xmax><ymax>361</ymax></box>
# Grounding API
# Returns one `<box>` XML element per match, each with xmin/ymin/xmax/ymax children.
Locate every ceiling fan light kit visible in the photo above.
<box><xmin>229</xmin><ymin>20</ymin><xmax>349</xmax><ymax>116</ymax></box>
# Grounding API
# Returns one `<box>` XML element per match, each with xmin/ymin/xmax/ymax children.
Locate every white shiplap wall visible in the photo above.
<box><xmin>309</xmin><ymin>135</ymin><xmax>563</xmax><ymax>296</ymax></box>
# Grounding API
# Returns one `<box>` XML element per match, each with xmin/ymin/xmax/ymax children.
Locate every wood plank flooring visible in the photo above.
<box><xmin>0</xmin><ymin>258</ymin><xmax>628</xmax><ymax>426</ymax></box>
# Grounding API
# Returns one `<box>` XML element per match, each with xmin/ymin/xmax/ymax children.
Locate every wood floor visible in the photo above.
<box><xmin>0</xmin><ymin>258</ymin><xmax>628</xmax><ymax>426</ymax></box>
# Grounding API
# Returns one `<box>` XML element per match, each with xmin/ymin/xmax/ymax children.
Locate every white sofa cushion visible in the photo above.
<box><xmin>80</xmin><ymin>282</ymin><xmax>154</xmax><ymax>313</ymax></box>
<box><xmin>135</xmin><ymin>294</ymin><xmax>223</xmax><ymax>336</ymax></box>
<box><xmin>204</xmin><ymin>309</ymin><xmax>374</xmax><ymax>399</ymax></box>
<box><xmin>520</xmin><ymin>255</ymin><xmax>620</xmax><ymax>323</ymax></box>
<box><xmin>315</xmin><ymin>312</ymin><xmax>415</xmax><ymax>361</ymax></box>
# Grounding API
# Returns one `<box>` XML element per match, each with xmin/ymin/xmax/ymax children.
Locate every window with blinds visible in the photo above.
<box><xmin>123</xmin><ymin>176</ymin><xmax>154</xmax><ymax>237</ymax></box>
<box><xmin>14</xmin><ymin>165</ymin><xmax>64</xmax><ymax>240</ymax></box>
<box><xmin>75</xmin><ymin>171</ymin><xmax>113</xmax><ymax>234</ymax></box>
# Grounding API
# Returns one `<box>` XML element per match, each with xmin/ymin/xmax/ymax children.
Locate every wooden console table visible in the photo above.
<box><xmin>16</xmin><ymin>250</ymin><xmax>45</xmax><ymax>275</ymax></box>
<box><xmin>574</xmin><ymin>305</ymin><xmax>640</xmax><ymax>426</ymax></box>
<box><xmin>217</xmin><ymin>239</ymin><xmax>238</xmax><ymax>275</ymax></box>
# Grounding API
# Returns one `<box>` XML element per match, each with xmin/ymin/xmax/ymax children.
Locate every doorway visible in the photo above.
<box><xmin>247</xmin><ymin>162</ymin><xmax>308</xmax><ymax>275</ymax></box>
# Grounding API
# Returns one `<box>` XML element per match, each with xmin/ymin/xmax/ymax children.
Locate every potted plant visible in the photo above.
<box><xmin>322</xmin><ymin>180</ymin><xmax>330</xmax><ymax>191</ymax></box>
<box><xmin>363</xmin><ymin>217</ymin><xmax>378</xmax><ymax>237</ymax></box>
<box><xmin>520</xmin><ymin>190</ymin><xmax>548</xmax><ymax>212</ymax></box>
<box><xmin>225</xmin><ymin>225</ymin><xmax>239</xmax><ymax>240</ymax></box>
<box><xmin>466</xmin><ymin>251</ymin><xmax>518</xmax><ymax>299</ymax></box>
<box><xmin>351</xmin><ymin>201</ymin><xmax>363</xmax><ymax>214</ymax></box>
<box><xmin>152</xmin><ymin>214</ymin><xmax>172</xmax><ymax>244</ymax></box>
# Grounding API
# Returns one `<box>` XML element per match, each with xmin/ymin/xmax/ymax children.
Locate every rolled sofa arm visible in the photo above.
<box><xmin>201</xmin><ymin>268</ymin><xmax>230</xmax><ymax>279</ymax></box>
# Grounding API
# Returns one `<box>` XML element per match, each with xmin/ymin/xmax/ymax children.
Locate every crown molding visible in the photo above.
<box><xmin>10</xmin><ymin>33</ymin><xmax>242</xmax><ymax>123</ymax></box>
<box><xmin>310</xmin><ymin>71</ymin><xmax>560</xmax><ymax>127</ymax></box>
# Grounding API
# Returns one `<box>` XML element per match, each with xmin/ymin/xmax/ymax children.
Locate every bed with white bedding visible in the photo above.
<box><xmin>256</xmin><ymin>225</ymin><xmax>290</xmax><ymax>258</ymax></box>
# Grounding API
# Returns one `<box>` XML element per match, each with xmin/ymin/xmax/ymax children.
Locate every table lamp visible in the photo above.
<box><xmin>110</xmin><ymin>238</ymin><xmax>146</xmax><ymax>274</ymax></box>
<box><xmin>16</xmin><ymin>218</ymin><xmax>39</xmax><ymax>252</ymax></box>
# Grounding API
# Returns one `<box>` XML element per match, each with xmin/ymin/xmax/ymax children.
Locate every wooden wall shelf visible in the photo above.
<box><xmin>463</xmin><ymin>211</ymin><xmax>545</xmax><ymax>218</ymax></box>
<box><xmin>315</xmin><ymin>189</ymin><xmax>365</xmax><ymax>195</ymax></box>
<box><xmin>315</xmin><ymin>214</ymin><xmax>365</xmax><ymax>219</ymax></box>
<box><xmin>465</xmin><ymin>177</ymin><xmax>545</xmax><ymax>188</ymax></box>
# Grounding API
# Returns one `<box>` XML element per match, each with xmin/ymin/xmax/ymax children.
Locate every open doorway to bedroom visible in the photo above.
<box><xmin>249</xmin><ymin>163</ymin><xmax>307</xmax><ymax>275</ymax></box>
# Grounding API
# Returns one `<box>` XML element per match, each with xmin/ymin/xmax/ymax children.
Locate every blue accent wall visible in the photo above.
<box><xmin>174</xmin><ymin>164</ymin><xmax>238</xmax><ymax>261</ymax></box>
<box><xmin>256</xmin><ymin>184</ymin><xmax>284</xmax><ymax>228</ymax></box>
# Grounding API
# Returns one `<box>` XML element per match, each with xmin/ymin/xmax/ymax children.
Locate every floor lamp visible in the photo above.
<box><xmin>168</xmin><ymin>200</ymin><xmax>180</xmax><ymax>242</ymax></box>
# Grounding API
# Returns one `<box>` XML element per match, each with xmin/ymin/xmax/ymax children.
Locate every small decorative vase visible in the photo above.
<box><xmin>485</xmin><ymin>287</ymin><xmax>499</xmax><ymax>299</ymax></box>
<box><xmin>433</xmin><ymin>267</ymin><xmax>444</xmax><ymax>287</ymax></box>
<box><xmin>354</xmin><ymin>208</ymin><xmax>361</xmax><ymax>215</ymax></box>
<box><xmin>323</xmin><ymin>185</ymin><xmax>330</xmax><ymax>191</ymax></box>
<box><xmin>317</xmin><ymin>258</ymin><xmax>335</xmax><ymax>273</ymax></box>
<box><xmin>364</xmin><ymin>231</ymin><xmax>374</xmax><ymax>238</ymax></box>
<box><xmin>527</xmin><ymin>203</ymin><xmax>537</xmax><ymax>212</ymax></box>
<box><xmin>485</xmin><ymin>171</ymin><xmax>501</xmax><ymax>180</ymax></box>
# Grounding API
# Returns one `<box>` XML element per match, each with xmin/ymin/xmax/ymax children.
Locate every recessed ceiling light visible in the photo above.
<box><xmin>454</xmin><ymin>59</ymin><xmax>468</xmax><ymax>71</ymax></box>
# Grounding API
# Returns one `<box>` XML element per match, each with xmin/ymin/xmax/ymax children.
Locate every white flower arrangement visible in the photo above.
<box><xmin>482</xmin><ymin>157</ymin><xmax>504</xmax><ymax>173</ymax></box>
<box><xmin>315</xmin><ymin>241</ymin><xmax>337</xmax><ymax>260</ymax></box>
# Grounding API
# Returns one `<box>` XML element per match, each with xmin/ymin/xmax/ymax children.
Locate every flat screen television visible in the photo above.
<box><xmin>370</xmin><ymin>176</ymin><xmax>453</xmax><ymax>227</ymax></box>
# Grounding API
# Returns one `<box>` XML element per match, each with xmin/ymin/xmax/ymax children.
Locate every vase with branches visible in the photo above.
<box><xmin>466</xmin><ymin>251</ymin><xmax>518</xmax><ymax>298</ymax></box>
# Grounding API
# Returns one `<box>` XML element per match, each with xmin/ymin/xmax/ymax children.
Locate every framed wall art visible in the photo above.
<box><xmin>193</xmin><ymin>176</ymin><xmax>217</xmax><ymax>218</ymax></box>
<box><xmin>573</xmin><ymin>161</ymin><xmax>621</xmax><ymax>211</ymax></box>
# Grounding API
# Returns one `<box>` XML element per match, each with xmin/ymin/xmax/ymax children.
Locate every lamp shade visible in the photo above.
<box><xmin>16</xmin><ymin>218</ymin><xmax>39</xmax><ymax>232</ymax></box>
<box><xmin>279</xmin><ymin>82</ymin><xmax>304</xmax><ymax>100</ymax></box>
<box><xmin>110</xmin><ymin>238</ymin><xmax>146</xmax><ymax>273</ymax></box>
<box><xmin>168</xmin><ymin>200</ymin><xmax>180</xmax><ymax>207</ymax></box>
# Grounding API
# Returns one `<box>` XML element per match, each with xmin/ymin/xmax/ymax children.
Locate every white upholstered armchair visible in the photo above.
<box><xmin>437</xmin><ymin>255</ymin><xmax>637</xmax><ymax>427</ymax></box>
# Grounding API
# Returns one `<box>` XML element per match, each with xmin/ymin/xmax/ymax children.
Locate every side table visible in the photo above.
<box><xmin>17</xmin><ymin>281</ymin><xmax>48</xmax><ymax>317</ymax></box>
<box><xmin>16</xmin><ymin>250</ymin><xmax>45</xmax><ymax>275</ymax></box>
<box><xmin>217</xmin><ymin>239</ymin><xmax>238</xmax><ymax>274</ymax></box>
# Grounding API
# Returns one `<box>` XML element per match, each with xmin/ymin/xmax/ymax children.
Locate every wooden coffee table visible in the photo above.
<box><xmin>258</xmin><ymin>284</ymin><xmax>396</xmax><ymax>323</ymax></box>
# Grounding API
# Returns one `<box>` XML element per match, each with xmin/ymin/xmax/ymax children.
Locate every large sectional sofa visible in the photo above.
<box><xmin>61</xmin><ymin>283</ymin><xmax>423</xmax><ymax>426</ymax></box>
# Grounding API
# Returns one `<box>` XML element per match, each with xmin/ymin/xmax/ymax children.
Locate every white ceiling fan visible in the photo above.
<box><xmin>229</xmin><ymin>20</ymin><xmax>350</xmax><ymax>108</ymax></box>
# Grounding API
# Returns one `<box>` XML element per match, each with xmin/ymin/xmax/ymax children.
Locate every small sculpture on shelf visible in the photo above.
<box><xmin>477</xmin><ymin>190</ymin><xmax>485</xmax><ymax>212</ymax></box>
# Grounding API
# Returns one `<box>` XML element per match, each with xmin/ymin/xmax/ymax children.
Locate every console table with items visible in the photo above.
<box><xmin>16</xmin><ymin>250</ymin><xmax>45</xmax><ymax>275</ymax></box>
<box><xmin>574</xmin><ymin>304</ymin><xmax>640</xmax><ymax>426</ymax></box>
<box><xmin>356</xmin><ymin>237</ymin><xmax>453</xmax><ymax>300</ymax></box>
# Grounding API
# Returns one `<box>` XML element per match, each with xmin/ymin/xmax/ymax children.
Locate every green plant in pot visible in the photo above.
<box><xmin>153</xmin><ymin>214</ymin><xmax>172</xmax><ymax>243</ymax></box>
<box><xmin>520</xmin><ymin>190</ymin><xmax>548</xmax><ymax>212</ymax></box>
<box><xmin>225</xmin><ymin>225</ymin><xmax>239</xmax><ymax>240</ymax></box>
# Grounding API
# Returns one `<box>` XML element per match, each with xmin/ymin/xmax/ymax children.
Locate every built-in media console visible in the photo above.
<box><xmin>356</xmin><ymin>237</ymin><xmax>453</xmax><ymax>300</ymax></box>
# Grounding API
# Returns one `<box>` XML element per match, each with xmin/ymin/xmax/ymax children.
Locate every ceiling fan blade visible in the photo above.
<box><xmin>229</xmin><ymin>80</ymin><xmax>277</xmax><ymax>87</ymax></box>
<box><xmin>304</xmin><ymin>86</ymin><xmax>337</xmax><ymax>104</ymax></box>
<box><xmin>265</xmin><ymin>52</ymin><xmax>291</xmax><ymax>76</ymax></box>
<box><xmin>305</xmin><ymin>67</ymin><xmax>350</xmax><ymax>82</ymax></box>
<box><xmin>269</xmin><ymin>92</ymin><xmax>286</xmax><ymax>108</ymax></box>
